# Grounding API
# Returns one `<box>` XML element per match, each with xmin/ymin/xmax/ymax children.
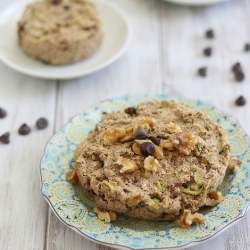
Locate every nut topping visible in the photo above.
<box><xmin>170</xmin><ymin>132</ymin><xmax>197</xmax><ymax>155</ymax></box>
<box><xmin>175</xmin><ymin>209</ymin><xmax>205</xmax><ymax>227</ymax></box>
<box><xmin>117</xmin><ymin>157</ymin><xmax>138</xmax><ymax>174</ymax></box>
<box><xmin>66</xmin><ymin>170</ymin><xmax>79</xmax><ymax>185</ymax></box>
<box><xmin>166</xmin><ymin>122</ymin><xmax>182</xmax><ymax>133</ymax></box>
<box><xmin>228</xmin><ymin>157</ymin><xmax>242</xmax><ymax>172</ymax></box>
<box><xmin>143</xmin><ymin>156</ymin><xmax>158</xmax><ymax>172</ymax></box>
<box><xmin>94</xmin><ymin>207</ymin><xmax>117</xmax><ymax>222</ymax></box>
<box><xmin>205</xmin><ymin>191</ymin><xmax>223</xmax><ymax>206</ymax></box>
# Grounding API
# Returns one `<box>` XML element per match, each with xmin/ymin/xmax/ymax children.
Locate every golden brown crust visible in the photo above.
<box><xmin>76</xmin><ymin>100</ymin><xmax>230</xmax><ymax>221</ymax></box>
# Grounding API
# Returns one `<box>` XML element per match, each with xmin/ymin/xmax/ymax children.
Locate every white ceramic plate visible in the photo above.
<box><xmin>0</xmin><ymin>0</ymin><xmax>131</xmax><ymax>79</ymax></box>
<box><xmin>163</xmin><ymin>0</ymin><xmax>228</xmax><ymax>6</ymax></box>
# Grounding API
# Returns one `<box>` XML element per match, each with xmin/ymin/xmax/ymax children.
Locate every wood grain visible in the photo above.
<box><xmin>0</xmin><ymin>0</ymin><xmax>250</xmax><ymax>249</ymax></box>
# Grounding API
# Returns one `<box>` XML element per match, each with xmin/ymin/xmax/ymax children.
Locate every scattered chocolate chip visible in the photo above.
<box><xmin>18</xmin><ymin>124</ymin><xmax>31</xmax><ymax>135</ymax></box>
<box><xmin>63</xmin><ymin>5</ymin><xmax>70</xmax><ymax>10</ymax></box>
<box><xmin>125</xmin><ymin>107</ymin><xmax>136</xmax><ymax>115</ymax></box>
<box><xmin>244</xmin><ymin>43</ymin><xmax>250</xmax><ymax>52</ymax></box>
<box><xmin>149</xmin><ymin>136</ymin><xmax>161</xmax><ymax>145</ymax></box>
<box><xmin>0</xmin><ymin>132</ymin><xmax>10</xmax><ymax>144</ymax></box>
<box><xmin>0</xmin><ymin>108</ymin><xmax>7</xmax><ymax>118</ymax></box>
<box><xmin>235</xmin><ymin>71</ymin><xmax>245</xmax><ymax>82</ymax></box>
<box><xmin>235</xmin><ymin>96</ymin><xmax>246</xmax><ymax>106</ymax></box>
<box><xmin>36</xmin><ymin>118</ymin><xmax>48</xmax><ymax>130</ymax></box>
<box><xmin>140</xmin><ymin>142</ymin><xmax>155</xmax><ymax>157</ymax></box>
<box><xmin>198</xmin><ymin>67</ymin><xmax>207</xmax><ymax>77</ymax></box>
<box><xmin>203</xmin><ymin>47</ymin><xmax>212</xmax><ymax>56</ymax></box>
<box><xmin>206</xmin><ymin>29</ymin><xmax>214</xmax><ymax>39</ymax></box>
<box><xmin>232</xmin><ymin>62</ymin><xmax>242</xmax><ymax>73</ymax></box>
<box><xmin>134</xmin><ymin>127</ymin><xmax>148</xmax><ymax>140</ymax></box>
<box><xmin>52</xmin><ymin>0</ymin><xmax>61</xmax><ymax>4</ymax></box>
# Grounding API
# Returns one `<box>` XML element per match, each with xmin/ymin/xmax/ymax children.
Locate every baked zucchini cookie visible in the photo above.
<box><xmin>18</xmin><ymin>0</ymin><xmax>103</xmax><ymax>65</ymax></box>
<box><xmin>76</xmin><ymin>100</ymin><xmax>231</xmax><ymax>221</ymax></box>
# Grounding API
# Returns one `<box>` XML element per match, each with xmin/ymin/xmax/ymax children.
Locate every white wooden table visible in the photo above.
<box><xmin>1</xmin><ymin>0</ymin><xmax>250</xmax><ymax>249</ymax></box>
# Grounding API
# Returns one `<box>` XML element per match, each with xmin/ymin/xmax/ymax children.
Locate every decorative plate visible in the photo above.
<box><xmin>0</xmin><ymin>0</ymin><xmax>131</xmax><ymax>79</ymax></box>
<box><xmin>40</xmin><ymin>94</ymin><xmax>250</xmax><ymax>250</ymax></box>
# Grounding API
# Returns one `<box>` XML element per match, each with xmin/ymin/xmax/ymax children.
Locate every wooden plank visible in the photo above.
<box><xmin>0</xmin><ymin>63</ymin><xmax>57</xmax><ymax>250</ymax></box>
<box><xmin>160</xmin><ymin>0</ymin><xmax>250</xmax><ymax>135</ymax></box>
<box><xmin>159</xmin><ymin>0</ymin><xmax>250</xmax><ymax>249</ymax></box>
<box><xmin>45</xmin><ymin>0</ymin><xmax>161</xmax><ymax>249</ymax></box>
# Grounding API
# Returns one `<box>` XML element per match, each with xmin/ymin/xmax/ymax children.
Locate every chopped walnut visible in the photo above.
<box><xmin>119</xmin><ymin>128</ymin><xmax>134</xmax><ymax>142</ymax></box>
<box><xmin>94</xmin><ymin>207</ymin><xmax>116</xmax><ymax>222</ymax></box>
<box><xmin>170</xmin><ymin>132</ymin><xmax>197</xmax><ymax>155</ymax></box>
<box><xmin>117</xmin><ymin>157</ymin><xmax>138</xmax><ymax>174</ymax></box>
<box><xmin>206</xmin><ymin>191</ymin><xmax>223</xmax><ymax>206</ymax></box>
<box><xmin>103</xmin><ymin>127</ymin><xmax>133</xmax><ymax>145</ymax></box>
<box><xmin>132</xmin><ymin>140</ymin><xmax>143</xmax><ymax>155</ymax></box>
<box><xmin>143</xmin><ymin>156</ymin><xmax>158</xmax><ymax>172</ymax></box>
<box><xmin>154</xmin><ymin>145</ymin><xmax>164</xmax><ymax>160</ymax></box>
<box><xmin>228</xmin><ymin>157</ymin><xmax>242</xmax><ymax>172</ymax></box>
<box><xmin>160</xmin><ymin>139</ymin><xmax>175</xmax><ymax>151</ymax></box>
<box><xmin>166</xmin><ymin>122</ymin><xmax>182</xmax><ymax>133</ymax></box>
<box><xmin>127</xmin><ymin>194</ymin><xmax>143</xmax><ymax>207</ymax></box>
<box><xmin>133</xmin><ymin>118</ymin><xmax>155</xmax><ymax>133</ymax></box>
<box><xmin>108</xmin><ymin>211</ymin><xmax>117</xmax><ymax>221</ymax></box>
<box><xmin>66</xmin><ymin>170</ymin><xmax>79</xmax><ymax>185</ymax></box>
<box><xmin>175</xmin><ymin>209</ymin><xmax>205</xmax><ymax>227</ymax></box>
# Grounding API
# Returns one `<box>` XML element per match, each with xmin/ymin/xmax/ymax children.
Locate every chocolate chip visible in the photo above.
<box><xmin>206</xmin><ymin>29</ymin><xmax>214</xmax><ymax>39</ymax></box>
<box><xmin>18</xmin><ymin>124</ymin><xmax>31</xmax><ymax>135</ymax></box>
<box><xmin>232</xmin><ymin>62</ymin><xmax>242</xmax><ymax>73</ymax></box>
<box><xmin>149</xmin><ymin>136</ymin><xmax>161</xmax><ymax>145</ymax></box>
<box><xmin>0</xmin><ymin>132</ymin><xmax>10</xmax><ymax>144</ymax></box>
<box><xmin>203</xmin><ymin>47</ymin><xmax>212</xmax><ymax>56</ymax></box>
<box><xmin>235</xmin><ymin>71</ymin><xmax>245</xmax><ymax>82</ymax></box>
<box><xmin>125</xmin><ymin>107</ymin><xmax>136</xmax><ymax>115</ymax></box>
<box><xmin>52</xmin><ymin>0</ymin><xmax>61</xmax><ymax>4</ymax></box>
<box><xmin>63</xmin><ymin>5</ymin><xmax>70</xmax><ymax>10</ymax></box>
<box><xmin>134</xmin><ymin>127</ymin><xmax>148</xmax><ymax>140</ymax></box>
<box><xmin>140</xmin><ymin>142</ymin><xmax>155</xmax><ymax>157</ymax></box>
<box><xmin>198</xmin><ymin>67</ymin><xmax>207</xmax><ymax>77</ymax></box>
<box><xmin>36</xmin><ymin>118</ymin><xmax>48</xmax><ymax>129</ymax></box>
<box><xmin>244</xmin><ymin>43</ymin><xmax>250</xmax><ymax>52</ymax></box>
<box><xmin>235</xmin><ymin>96</ymin><xmax>246</xmax><ymax>106</ymax></box>
<box><xmin>0</xmin><ymin>107</ymin><xmax>7</xmax><ymax>118</ymax></box>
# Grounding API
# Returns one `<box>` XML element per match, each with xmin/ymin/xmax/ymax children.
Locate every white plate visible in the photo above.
<box><xmin>163</xmin><ymin>0</ymin><xmax>228</xmax><ymax>6</ymax></box>
<box><xmin>0</xmin><ymin>0</ymin><xmax>131</xmax><ymax>79</ymax></box>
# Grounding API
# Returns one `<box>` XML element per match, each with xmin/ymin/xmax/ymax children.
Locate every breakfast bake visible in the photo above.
<box><xmin>18</xmin><ymin>0</ymin><xmax>103</xmax><ymax>65</ymax></box>
<box><xmin>70</xmin><ymin>100</ymin><xmax>241</xmax><ymax>226</ymax></box>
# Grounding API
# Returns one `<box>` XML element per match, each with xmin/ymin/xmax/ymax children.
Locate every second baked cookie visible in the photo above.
<box><xmin>18</xmin><ymin>0</ymin><xmax>103</xmax><ymax>65</ymax></box>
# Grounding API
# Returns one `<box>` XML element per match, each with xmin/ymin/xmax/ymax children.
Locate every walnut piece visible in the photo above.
<box><xmin>117</xmin><ymin>156</ymin><xmax>138</xmax><ymax>174</ymax></box>
<box><xmin>103</xmin><ymin>127</ymin><xmax>133</xmax><ymax>145</ymax></box>
<box><xmin>228</xmin><ymin>157</ymin><xmax>242</xmax><ymax>172</ymax></box>
<box><xmin>170</xmin><ymin>132</ymin><xmax>197</xmax><ymax>155</ymax></box>
<box><xmin>160</xmin><ymin>139</ymin><xmax>175</xmax><ymax>151</ymax></box>
<box><xmin>133</xmin><ymin>117</ymin><xmax>155</xmax><ymax>133</ymax></box>
<box><xmin>66</xmin><ymin>170</ymin><xmax>79</xmax><ymax>185</ymax></box>
<box><xmin>206</xmin><ymin>191</ymin><xmax>223</xmax><ymax>206</ymax></box>
<box><xmin>175</xmin><ymin>209</ymin><xmax>205</xmax><ymax>227</ymax></box>
<box><xmin>166</xmin><ymin>122</ymin><xmax>182</xmax><ymax>133</ymax></box>
<box><xmin>127</xmin><ymin>194</ymin><xmax>143</xmax><ymax>207</ymax></box>
<box><xmin>94</xmin><ymin>207</ymin><xmax>117</xmax><ymax>222</ymax></box>
<box><xmin>143</xmin><ymin>156</ymin><xmax>158</xmax><ymax>172</ymax></box>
